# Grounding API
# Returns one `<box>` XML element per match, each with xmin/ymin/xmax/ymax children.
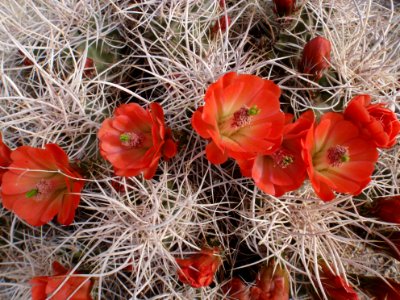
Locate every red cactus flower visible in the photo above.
<box><xmin>238</xmin><ymin>110</ymin><xmax>314</xmax><ymax>196</ymax></box>
<box><xmin>273</xmin><ymin>0</ymin><xmax>296</xmax><ymax>17</ymax></box>
<box><xmin>319</xmin><ymin>262</ymin><xmax>359</xmax><ymax>300</ymax></box>
<box><xmin>0</xmin><ymin>132</ymin><xmax>12</xmax><ymax>184</ymax></box>
<box><xmin>249</xmin><ymin>260</ymin><xmax>290</xmax><ymax>300</ymax></box>
<box><xmin>1</xmin><ymin>144</ymin><xmax>84</xmax><ymax>226</ymax></box>
<box><xmin>192</xmin><ymin>72</ymin><xmax>285</xmax><ymax>164</ymax></box>
<box><xmin>31</xmin><ymin>261</ymin><xmax>93</xmax><ymax>300</ymax></box>
<box><xmin>98</xmin><ymin>103</ymin><xmax>177</xmax><ymax>179</ymax></box>
<box><xmin>299</xmin><ymin>36</ymin><xmax>331</xmax><ymax>80</ymax></box>
<box><xmin>176</xmin><ymin>247</ymin><xmax>221</xmax><ymax>288</ymax></box>
<box><xmin>344</xmin><ymin>95</ymin><xmax>400</xmax><ymax>149</ymax></box>
<box><xmin>371</xmin><ymin>195</ymin><xmax>400</xmax><ymax>224</ymax></box>
<box><xmin>222</xmin><ymin>278</ymin><xmax>250</xmax><ymax>300</ymax></box>
<box><xmin>302</xmin><ymin>112</ymin><xmax>378</xmax><ymax>201</ymax></box>
<box><xmin>360</xmin><ymin>276</ymin><xmax>400</xmax><ymax>300</ymax></box>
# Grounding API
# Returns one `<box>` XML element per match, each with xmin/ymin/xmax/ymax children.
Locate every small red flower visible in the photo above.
<box><xmin>31</xmin><ymin>261</ymin><xmax>93</xmax><ymax>300</ymax></box>
<box><xmin>319</xmin><ymin>262</ymin><xmax>359</xmax><ymax>300</ymax></box>
<box><xmin>360</xmin><ymin>277</ymin><xmax>400</xmax><ymax>300</ymax></box>
<box><xmin>83</xmin><ymin>57</ymin><xmax>95</xmax><ymax>77</ymax></box>
<box><xmin>299</xmin><ymin>36</ymin><xmax>331</xmax><ymax>80</ymax></box>
<box><xmin>98</xmin><ymin>103</ymin><xmax>177</xmax><ymax>179</ymax></box>
<box><xmin>371</xmin><ymin>195</ymin><xmax>400</xmax><ymax>224</ymax></box>
<box><xmin>176</xmin><ymin>246</ymin><xmax>221</xmax><ymax>288</ymax></box>
<box><xmin>0</xmin><ymin>132</ymin><xmax>12</xmax><ymax>184</ymax></box>
<box><xmin>344</xmin><ymin>95</ymin><xmax>400</xmax><ymax>149</ymax></box>
<box><xmin>212</xmin><ymin>15</ymin><xmax>231</xmax><ymax>33</ymax></box>
<box><xmin>222</xmin><ymin>278</ymin><xmax>250</xmax><ymax>300</ymax></box>
<box><xmin>192</xmin><ymin>72</ymin><xmax>285</xmax><ymax>164</ymax></box>
<box><xmin>1</xmin><ymin>144</ymin><xmax>84</xmax><ymax>226</ymax></box>
<box><xmin>273</xmin><ymin>0</ymin><xmax>296</xmax><ymax>17</ymax></box>
<box><xmin>249</xmin><ymin>260</ymin><xmax>290</xmax><ymax>300</ymax></box>
<box><xmin>238</xmin><ymin>110</ymin><xmax>314</xmax><ymax>196</ymax></box>
<box><xmin>302</xmin><ymin>112</ymin><xmax>378</xmax><ymax>201</ymax></box>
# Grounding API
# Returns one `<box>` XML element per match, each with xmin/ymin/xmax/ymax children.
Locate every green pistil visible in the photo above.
<box><xmin>282</xmin><ymin>156</ymin><xmax>294</xmax><ymax>167</ymax></box>
<box><xmin>26</xmin><ymin>189</ymin><xmax>38</xmax><ymax>198</ymax></box>
<box><xmin>248</xmin><ymin>105</ymin><xmax>260</xmax><ymax>116</ymax></box>
<box><xmin>119</xmin><ymin>134</ymin><xmax>130</xmax><ymax>143</ymax></box>
<box><xmin>341</xmin><ymin>155</ymin><xmax>350</xmax><ymax>163</ymax></box>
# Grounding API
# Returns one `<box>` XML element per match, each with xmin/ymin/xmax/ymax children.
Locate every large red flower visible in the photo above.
<box><xmin>176</xmin><ymin>246</ymin><xmax>221</xmax><ymax>288</ymax></box>
<box><xmin>192</xmin><ymin>72</ymin><xmax>285</xmax><ymax>164</ymax></box>
<box><xmin>273</xmin><ymin>0</ymin><xmax>296</xmax><ymax>17</ymax></box>
<box><xmin>344</xmin><ymin>94</ymin><xmax>400</xmax><ymax>149</ymax></box>
<box><xmin>238</xmin><ymin>110</ymin><xmax>314</xmax><ymax>196</ymax></box>
<box><xmin>98</xmin><ymin>103</ymin><xmax>177</xmax><ymax>179</ymax></box>
<box><xmin>31</xmin><ymin>261</ymin><xmax>93</xmax><ymax>300</ymax></box>
<box><xmin>249</xmin><ymin>260</ymin><xmax>290</xmax><ymax>300</ymax></box>
<box><xmin>299</xmin><ymin>36</ymin><xmax>331</xmax><ymax>80</ymax></box>
<box><xmin>1</xmin><ymin>144</ymin><xmax>84</xmax><ymax>226</ymax></box>
<box><xmin>0</xmin><ymin>132</ymin><xmax>12</xmax><ymax>184</ymax></box>
<box><xmin>302</xmin><ymin>112</ymin><xmax>378</xmax><ymax>201</ymax></box>
<box><xmin>319</xmin><ymin>262</ymin><xmax>359</xmax><ymax>300</ymax></box>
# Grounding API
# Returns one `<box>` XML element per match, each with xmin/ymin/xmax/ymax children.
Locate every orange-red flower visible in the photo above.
<box><xmin>176</xmin><ymin>246</ymin><xmax>221</xmax><ymax>288</ymax></box>
<box><xmin>238</xmin><ymin>110</ymin><xmax>314</xmax><ymax>196</ymax></box>
<box><xmin>249</xmin><ymin>260</ymin><xmax>290</xmax><ymax>300</ymax></box>
<box><xmin>299</xmin><ymin>36</ymin><xmax>331</xmax><ymax>80</ymax></box>
<box><xmin>192</xmin><ymin>72</ymin><xmax>284</xmax><ymax>164</ymax></box>
<box><xmin>1</xmin><ymin>144</ymin><xmax>84</xmax><ymax>226</ymax></box>
<box><xmin>319</xmin><ymin>262</ymin><xmax>358</xmax><ymax>300</ymax></box>
<box><xmin>360</xmin><ymin>277</ymin><xmax>400</xmax><ymax>300</ymax></box>
<box><xmin>302</xmin><ymin>112</ymin><xmax>378</xmax><ymax>201</ymax></box>
<box><xmin>31</xmin><ymin>261</ymin><xmax>93</xmax><ymax>300</ymax></box>
<box><xmin>0</xmin><ymin>132</ymin><xmax>12</xmax><ymax>184</ymax></box>
<box><xmin>273</xmin><ymin>0</ymin><xmax>296</xmax><ymax>17</ymax></box>
<box><xmin>98</xmin><ymin>103</ymin><xmax>177</xmax><ymax>179</ymax></box>
<box><xmin>344</xmin><ymin>95</ymin><xmax>400</xmax><ymax>149</ymax></box>
<box><xmin>222</xmin><ymin>278</ymin><xmax>250</xmax><ymax>300</ymax></box>
<box><xmin>371</xmin><ymin>195</ymin><xmax>400</xmax><ymax>224</ymax></box>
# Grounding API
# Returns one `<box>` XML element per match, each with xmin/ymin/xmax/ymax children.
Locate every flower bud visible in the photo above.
<box><xmin>273</xmin><ymin>0</ymin><xmax>296</xmax><ymax>17</ymax></box>
<box><xmin>299</xmin><ymin>36</ymin><xmax>331</xmax><ymax>80</ymax></box>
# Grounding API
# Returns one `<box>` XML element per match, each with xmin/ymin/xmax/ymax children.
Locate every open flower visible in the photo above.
<box><xmin>238</xmin><ymin>110</ymin><xmax>314</xmax><ymax>196</ymax></box>
<box><xmin>319</xmin><ymin>262</ymin><xmax>359</xmax><ymax>300</ymax></box>
<box><xmin>1</xmin><ymin>144</ymin><xmax>84</xmax><ymax>226</ymax></box>
<box><xmin>0</xmin><ymin>132</ymin><xmax>12</xmax><ymax>184</ymax></box>
<box><xmin>344</xmin><ymin>95</ymin><xmax>400</xmax><ymax>149</ymax></box>
<box><xmin>249</xmin><ymin>260</ymin><xmax>290</xmax><ymax>300</ymax></box>
<box><xmin>222</xmin><ymin>278</ymin><xmax>250</xmax><ymax>300</ymax></box>
<box><xmin>299</xmin><ymin>36</ymin><xmax>331</xmax><ymax>80</ymax></box>
<box><xmin>176</xmin><ymin>246</ymin><xmax>221</xmax><ymax>288</ymax></box>
<box><xmin>302</xmin><ymin>112</ymin><xmax>378</xmax><ymax>201</ymax></box>
<box><xmin>360</xmin><ymin>276</ymin><xmax>400</xmax><ymax>300</ymax></box>
<box><xmin>371</xmin><ymin>195</ymin><xmax>400</xmax><ymax>224</ymax></box>
<box><xmin>272</xmin><ymin>0</ymin><xmax>296</xmax><ymax>17</ymax></box>
<box><xmin>98</xmin><ymin>103</ymin><xmax>177</xmax><ymax>179</ymax></box>
<box><xmin>31</xmin><ymin>261</ymin><xmax>93</xmax><ymax>300</ymax></box>
<box><xmin>192</xmin><ymin>72</ymin><xmax>284</xmax><ymax>164</ymax></box>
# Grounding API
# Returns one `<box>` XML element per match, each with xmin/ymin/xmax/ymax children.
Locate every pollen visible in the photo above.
<box><xmin>231</xmin><ymin>107</ymin><xmax>252</xmax><ymax>128</ymax></box>
<box><xmin>327</xmin><ymin>145</ymin><xmax>349</xmax><ymax>167</ymax></box>
<box><xmin>120</xmin><ymin>132</ymin><xmax>144</xmax><ymax>148</ymax></box>
<box><xmin>272</xmin><ymin>149</ymin><xmax>294</xmax><ymax>168</ymax></box>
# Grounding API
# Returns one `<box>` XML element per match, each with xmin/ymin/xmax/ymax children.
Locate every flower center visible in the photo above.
<box><xmin>231</xmin><ymin>105</ymin><xmax>260</xmax><ymax>129</ymax></box>
<box><xmin>272</xmin><ymin>148</ymin><xmax>294</xmax><ymax>168</ymax></box>
<box><xmin>26</xmin><ymin>179</ymin><xmax>56</xmax><ymax>200</ymax></box>
<box><xmin>120</xmin><ymin>132</ymin><xmax>144</xmax><ymax>148</ymax></box>
<box><xmin>327</xmin><ymin>145</ymin><xmax>349</xmax><ymax>167</ymax></box>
